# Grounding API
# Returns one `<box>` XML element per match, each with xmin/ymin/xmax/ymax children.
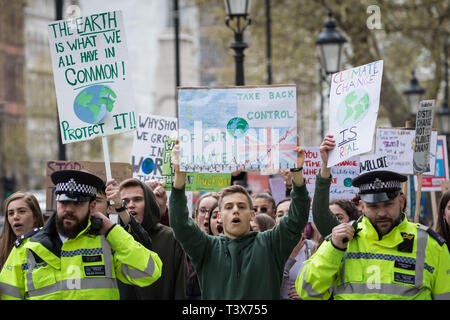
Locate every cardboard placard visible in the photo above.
<box><xmin>48</xmin><ymin>10</ymin><xmax>136</xmax><ymax>144</ymax></box>
<box><xmin>375</xmin><ymin>128</ymin><xmax>437</xmax><ymax>175</ymax></box>
<box><xmin>161</xmin><ymin>138</ymin><xmax>231</xmax><ymax>192</ymax></box>
<box><xmin>177</xmin><ymin>85</ymin><xmax>298</xmax><ymax>172</ymax></box>
<box><xmin>417</xmin><ymin>135</ymin><xmax>449</xmax><ymax>191</ymax></box>
<box><xmin>413</xmin><ymin>100</ymin><xmax>435</xmax><ymax>173</ymax></box>
<box><xmin>131</xmin><ymin>113</ymin><xmax>178</xmax><ymax>182</ymax></box>
<box><xmin>328</xmin><ymin>60</ymin><xmax>383</xmax><ymax>167</ymax></box>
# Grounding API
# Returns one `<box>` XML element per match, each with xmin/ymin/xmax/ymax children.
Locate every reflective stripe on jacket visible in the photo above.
<box><xmin>0</xmin><ymin>224</ymin><xmax>162</xmax><ymax>300</ymax></box>
<box><xmin>296</xmin><ymin>216</ymin><xmax>450</xmax><ymax>300</ymax></box>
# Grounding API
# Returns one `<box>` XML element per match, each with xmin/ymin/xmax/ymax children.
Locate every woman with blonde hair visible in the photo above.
<box><xmin>0</xmin><ymin>191</ymin><xmax>44</xmax><ymax>269</ymax></box>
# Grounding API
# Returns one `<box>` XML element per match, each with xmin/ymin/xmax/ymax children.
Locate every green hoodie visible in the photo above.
<box><xmin>312</xmin><ymin>173</ymin><xmax>340</xmax><ymax>236</ymax></box>
<box><xmin>169</xmin><ymin>183</ymin><xmax>310</xmax><ymax>300</ymax></box>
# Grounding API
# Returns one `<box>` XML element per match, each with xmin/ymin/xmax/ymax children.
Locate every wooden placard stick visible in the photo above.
<box><xmin>414</xmin><ymin>173</ymin><xmax>422</xmax><ymax>223</ymax></box>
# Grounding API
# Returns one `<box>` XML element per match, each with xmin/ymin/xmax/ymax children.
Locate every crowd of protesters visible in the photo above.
<box><xmin>0</xmin><ymin>135</ymin><xmax>448</xmax><ymax>300</ymax></box>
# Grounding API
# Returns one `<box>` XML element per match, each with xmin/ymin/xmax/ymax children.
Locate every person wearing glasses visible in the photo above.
<box><xmin>252</xmin><ymin>192</ymin><xmax>277</xmax><ymax>220</ymax></box>
<box><xmin>193</xmin><ymin>192</ymin><xmax>219</xmax><ymax>234</ymax></box>
<box><xmin>184</xmin><ymin>192</ymin><xmax>220</xmax><ymax>299</ymax></box>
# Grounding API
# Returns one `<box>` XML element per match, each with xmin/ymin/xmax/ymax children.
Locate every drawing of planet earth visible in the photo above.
<box><xmin>142</xmin><ymin>157</ymin><xmax>155</xmax><ymax>174</ymax></box>
<box><xmin>343</xmin><ymin>177</ymin><xmax>353</xmax><ymax>187</ymax></box>
<box><xmin>226</xmin><ymin>117</ymin><xmax>249</xmax><ymax>139</ymax></box>
<box><xmin>337</xmin><ymin>88</ymin><xmax>370</xmax><ymax>127</ymax></box>
<box><xmin>73</xmin><ymin>85</ymin><xmax>116</xmax><ymax>124</ymax></box>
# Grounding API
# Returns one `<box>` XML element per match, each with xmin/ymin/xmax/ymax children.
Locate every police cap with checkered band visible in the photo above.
<box><xmin>352</xmin><ymin>170</ymin><xmax>407</xmax><ymax>203</ymax></box>
<box><xmin>51</xmin><ymin>170</ymin><xmax>104</xmax><ymax>202</ymax></box>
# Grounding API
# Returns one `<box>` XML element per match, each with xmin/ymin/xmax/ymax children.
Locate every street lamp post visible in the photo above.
<box><xmin>403</xmin><ymin>70</ymin><xmax>425</xmax><ymax>117</ymax></box>
<box><xmin>316</xmin><ymin>10</ymin><xmax>347</xmax><ymax>76</ymax></box>
<box><xmin>224</xmin><ymin>0</ymin><xmax>252</xmax><ymax>86</ymax></box>
<box><xmin>265</xmin><ymin>0</ymin><xmax>272</xmax><ymax>85</ymax></box>
<box><xmin>224</xmin><ymin>1</ymin><xmax>252</xmax><ymax>188</ymax></box>
<box><xmin>402</xmin><ymin>70</ymin><xmax>426</xmax><ymax>223</ymax></box>
<box><xmin>174</xmin><ymin>0</ymin><xmax>180</xmax><ymax>118</ymax></box>
<box><xmin>316</xmin><ymin>10</ymin><xmax>347</xmax><ymax>138</ymax></box>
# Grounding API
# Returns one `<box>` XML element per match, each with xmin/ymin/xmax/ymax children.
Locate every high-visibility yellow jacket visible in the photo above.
<box><xmin>0</xmin><ymin>216</ymin><xmax>162</xmax><ymax>300</ymax></box>
<box><xmin>296</xmin><ymin>215</ymin><xmax>450</xmax><ymax>300</ymax></box>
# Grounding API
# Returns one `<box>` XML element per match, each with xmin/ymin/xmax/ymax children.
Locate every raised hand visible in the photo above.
<box><xmin>105</xmin><ymin>179</ymin><xmax>121</xmax><ymax>209</ymax></box>
<box><xmin>146</xmin><ymin>180</ymin><xmax>168</xmax><ymax>217</ymax></box>
<box><xmin>292</xmin><ymin>146</ymin><xmax>306</xmax><ymax>186</ymax></box>
<box><xmin>171</xmin><ymin>140</ymin><xmax>186</xmax><ymax>189</ymax></box>
<box><xmin>331</xmin><ymin>222</ymin><xmax>354</xmax><ymax>250</ymax></box>
<box><xmin>319</xmin><ymin>134</ymin><xmax>336</xmax><ymax>178</ymax></box>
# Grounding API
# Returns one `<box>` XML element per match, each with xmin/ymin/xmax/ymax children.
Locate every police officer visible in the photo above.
<box><xmin>296</xmin><ymin>170</ymin><xmax>450</xmax><ymax>300</ymax></box>
<box><xmin>0</xmin><ymin>170</ymin><xmax>162</xmax><ymax>300</ymax></box>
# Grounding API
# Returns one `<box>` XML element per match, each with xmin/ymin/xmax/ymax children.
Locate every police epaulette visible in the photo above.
<box><xmin>14</xmin><ymin>228</ymin><xmax>40</xmax><ymax>248</ymax></box>
<box><xmin>426</xmin><ymin>227</ymin><xmax>446</xmax><ymax>246</ymax></box>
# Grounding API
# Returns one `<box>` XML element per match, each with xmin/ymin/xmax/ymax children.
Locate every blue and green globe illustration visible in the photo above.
<box><xmin>226</xmin><ymin>117</ymin><xmax>249</xmax><ymax>139</ymax></box>
<box><xmin>343</xmin><ymin>177</ymin><xmax>353</xmax><ymax>187</ymax></box>
<box><xmin>73</xmin><ymin>85</ymin><xmax>117</xmax><ymax>124</ymax></box>
<box><xmin>337</xmin><ymin>88</ymin><xmax>370</xmax><ymax>127</ymax></box>
<box><xmin>142</xmin><ymin>158</ymin><xmax>155</xmax><ymax>174</ymax></box>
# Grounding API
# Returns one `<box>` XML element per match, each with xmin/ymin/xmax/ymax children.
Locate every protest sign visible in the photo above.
<box><xmin>269</xmin><ymin>177</ymin><xmax>287</xmax><ymax>205</ymax></box>
<box><xmin>48</xmin><ymin>10</ymin><xmax>136</xmax><ymax>144</ymax></box>
<box><xmin>413</xmin><ymin>100</ymin><xmax>435</xmax><ymax>174</ymax></box>
<box><xmin>162</xmin><ymin>137</ymin><xmax>176</xmax><ymax>183</ymax></box>
<box><xmin>359</xmin><ymin>154</ymin><xmax>390</xmax><ymax>174</ymax></box>
<box><xmin>45</xmin><ymin>160</ymin><xmax>132</xmax><ymax>215</ymax></box>
<box><xmin>411</xmin><ymin>101</ymin><xmax>435</xmax><ymax>223</ymax></box>
<box><xmin>375</xmin><ymin>128</ymin><xmax>437</xmax><ymax>175</ymax></box>
<box><xmin>177</xmin><ymin>85</ymin><xmax>298</xmax><ymax>172</ymax></box>
<box><xmin>303</xmin><ymin>147</ymin><xmax>359</xmax><ymax>219</ymax></box>
<box><xmin>189</xmin><ymin>173</ymin><xmax>232</xmax><ymax>192</ymax></box>
<box><xmin>418</xmin><ymin>135</ymin><xmax>449</xmax><ymax>191</ymax></box>
<box><xmin>328</xmin><ymin>60</ymin><xmax>384</xmax><ymax>167</ymax></box>
<box><xmin>247</xmin><ymin>174</ymin><xmax>270</xmax><ymax>194</ymax></box>
<box><xmin>131</xmin><ymin>113</ymin><xmax>178</xmax><ymax>182</ymax></box>
<box><xmin>161</xmin><ymin>138</ymin><xmax>231</xmax><ymax>192</ymax></box>
<box><xmin>408</xmin><ymin>176</ymin><xmax>430</xmax><ymax>222</ymax></box>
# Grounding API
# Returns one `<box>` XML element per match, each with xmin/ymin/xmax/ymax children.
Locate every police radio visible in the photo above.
<box><xmin>88</xmin><ymin>217</ymin><xmax>103</xmax><ymax>235</ymax></box>
<box><xmin>343</xmin><ymin>216</ymin><xmax>363</xmax><ymax>243</ymax></box>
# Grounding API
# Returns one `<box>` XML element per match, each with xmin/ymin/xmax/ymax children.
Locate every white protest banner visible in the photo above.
<box><xmin>417</xmin><ymin>135</ymin><xmax>449</xmax><ymax>191</ymax></box>
<box><xmin>360</xmin><ymin>152</ymin><xmax>411</xmax><ymax>196</ymax></box>
<box><xmin>413</xmin><ymin>100</ymin><xmax>435</xmax><ymax>174</ymax></box>
<box><xmin>359</xmin><ymin>154</ymin><xmax>390</xmax><ymax>174</ymax></box>
<box><xmin>177</xmin><ymin>85</ymin><xmax>298</xmax><ymax>172</ymax></box>
<box><xmin>328</xmin><ymin>60</ymin><xmax>383</xmax><ymax>167</ymax></box>
<box><xmin>303</xmin><ymin>148</ymin><xmax>359</xmax><ymax>219</ymax></box>
<box><xmin>269</xmin><ymin>177</ymin><xmax>287</xmax><ymax>205</ymax></box>
<box><xmin>375</xmin><ymin>128</ymin><xmax>437</xmax><ymax>175</ymax></box>
<box><xmin>48</xmin><ymin>10</ymin><xmax>136</xmax><ymax>144</ymax></box>
<box><xmin>131</xmin><ymin>113</ymin><xmax>178</xmax><ymax>182</ymax></box>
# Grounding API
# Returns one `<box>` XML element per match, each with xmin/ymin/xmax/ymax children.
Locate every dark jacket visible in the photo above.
<box><xmin>120</xmin><ymin>180</ymin><xmax>187</xmax><ymax>300</ymax></box>
<box><xmin>169</xmin><ymin>182</ymin><xmax>310</xmax><ymax>299</ymax></box>
<box><xmin>312</xmin><ymin>173</ymin><xmax>340</xmax><ymax>236</ymax></box>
